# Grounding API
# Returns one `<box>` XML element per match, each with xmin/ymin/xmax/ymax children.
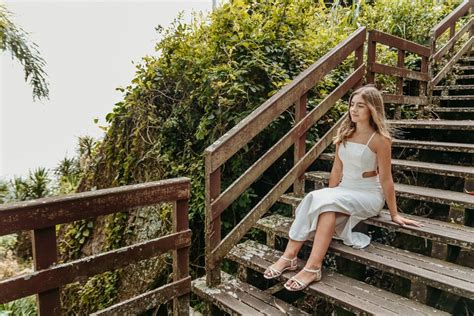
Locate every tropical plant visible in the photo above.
<box><xmin>0</xmin><ymin>4</ymin><xmax>49</xmax><ymax>100</ymax></box>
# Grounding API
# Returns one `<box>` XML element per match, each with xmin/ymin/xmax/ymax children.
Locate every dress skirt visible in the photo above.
<box><xmin>288</xmin><ymin>177</ymin><xmax>385</xmax><ymax>249</ymax></box>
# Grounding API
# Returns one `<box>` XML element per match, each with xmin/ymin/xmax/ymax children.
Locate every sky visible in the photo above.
<box><xmin>1</xmin><ymin>0</ymin><xmax>212</xmax><ymax>179</ymax></box>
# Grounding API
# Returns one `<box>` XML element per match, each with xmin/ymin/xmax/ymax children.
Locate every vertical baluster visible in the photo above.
<box><xmin>354</xmin><ymin>44</ymin><xmax>364</xmax><ymax>88</ymax></box>
<box><xmin>293</xmin><ymin>93</ymin><xmax>307</xmax><ymax>198</ymax></box>
<box><xmin>33</xmin><ymin>227</ymin><xmax>61</xmax><ymax>316</ymax></box>
<box><xmin>395</xmin><ymin>49</ymin><xmax>405</xmax><ymax>120</ymax></box>
<box><xmin>173</xmin><ymin>195</ymin><xmax>190</xmax><ymax>315</ymax></box>
<box><xmin>366</xmin><ymin>31</ymin><xmax>376</xmax><ymax>84</ymax></box>
<box><xmin>420</xmin><ymin>56</ymin><xmax>429</xmax><ymax>117</ymax></box>
<box><xmin>205</xmin><ymin>158</ymin><xmax>221</xmax><ymax>287</ymax></box>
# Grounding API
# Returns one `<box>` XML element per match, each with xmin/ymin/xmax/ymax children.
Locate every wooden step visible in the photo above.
<box><xmin>457</xmin><ymin>65</ymin><xmax>474</xmax><ymax>71</ymax></box>
<box><xmin>454</xmin><ymin>74</ymin><xmax>474</xmax><ymax>79</ymax></box>
<box><xmin>435</xmin><ymin>95</ymin><xmax>474</xmax><ymax>101</ymax></box>
<box><xmin>459</xmin><ymin>57</ymin><xmax>474</xmax><ymax>62</ymax></box>
<box><xmin>432</xmin><ymin>107</ymin><xmax>474</xmax><ymax>113</ymax></box>
<box><xmin>192</xmin><ymin>271</ymin><xmax>307</xmax><ymax>315</ymax></box>
<box><xmin>389</xmin><ymin>119</ymin><xmax>474</xmax><ymax>130</ymax></box>
<box><xmin>316</xmin><ymin>154</ymin><xmax>474</xmax><ymax>178</ymax></box>
<box><xmin>282</xmin><ymin>180</ymin><xmax>474</xmax><ymax>209</ymax></box>
<box><xmin>392</xmin><ymin>139</ymin><xmax>474</xmax><ymax>153</ymax></box>
<box><xmin>227</xmin><ymin>240</ymin><xmax>448</xmax><ymax>315</ymax></box>
<box><xmin>433</xmin><ymin>84</ymin><xmax>474</xmax><ymax>90</ymax></box>
<box><xmin>255</xmin><ymin>216</ymin><xmax>474</xmax><ymax>300</ymax></box>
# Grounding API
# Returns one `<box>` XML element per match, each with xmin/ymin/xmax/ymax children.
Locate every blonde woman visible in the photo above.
<box><xmin>263</xmin><ymin>85</ymin><xmax>422</xmax><ymax>291</ymax></box>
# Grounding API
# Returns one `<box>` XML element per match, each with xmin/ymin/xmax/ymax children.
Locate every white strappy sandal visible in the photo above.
<box><xmin>263</xmin><ymin>256</ymin><xmax>298</xmax><ymax>279</ymax></box>
<box><xmin>283</xmin><ymin>267</ymin><xmax>322</xmax><ymax>291</ymax></box>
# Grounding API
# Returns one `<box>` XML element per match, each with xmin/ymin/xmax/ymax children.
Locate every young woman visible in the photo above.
<box><xmin>263</xmin><ymin>85</ymin><xmax>422</xmax><ymax>291</ymax></box>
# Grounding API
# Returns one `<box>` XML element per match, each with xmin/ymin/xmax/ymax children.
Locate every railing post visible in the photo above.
<box><xmin>173</xmin><ymin>197</ymin><xmax>190</xmax><ymax>315</ymax></box>
<box><xmin>366</xmin><ymin>31</ymin><xmax>376</xmax><ymax>84</ymax></box>
<box><xmin>32</xmin><ymin>227</ymin><xmax>61</xmax><ymax>316</ymax></box>
<box><xmin>420</xmin><ymin>55</ymin><xmax>429</xmax><ymax>116</ymax></box>
<box><xmin>205</xmin><ymin>156</ymin><xmax>221</xmax><ymax>287</ymax></box>
<box><xmin>293</xmin><ymin>93</ymin><xmax>307</xmax><ymax>197</ymax></box>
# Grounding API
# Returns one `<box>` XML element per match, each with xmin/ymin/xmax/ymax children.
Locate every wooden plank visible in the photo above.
<box><xmin>391</xmin><ymin>139</ymin><xmax>474</xmax><ymax>153</ymax></box>
<box><xmin>33</xmin><ymin>227</ymin><xmax>60</xmax><ymax>316</ymax></box>
<box><xmin>209</xmin><ymin>66</ymin><xmax>364</xmax><ymax>221</ymax></box>
<box><xmin>254</xmin><ymin>215</ymin><xmax>474</xmax><ymax>300</ymax></box>
<box><xmin>432</xmin><ymin>36</ymin><xmax>474</xmax><ymax>86</ymax></box>
<box><xmin>369</xmin><ymin>62</ymin><xmax>430</xmax><ymax>82</ymax></box>
<box><xmin>433</xmin><ymin>107</ymin><xmax>474</xmax><ymax>112</ymax></box>
<box><xmin>433</xmin><ymin>84</ymin><xmax>474</xmax><ymax>89</ymax></box>
<box><xmin>431</xmin><ymin>0</ymin><xmax>471</xmax><ymax>38</ymax></box>
<box><xmin>433</xmin><ymin>18</ymin><xmax>474</xmax><ymax>62</ymax></box>
<box><xmin>228</xmin><ymin>240</ymin><xmax>448</xmax><ymax>315</ymax></box>
<box><xmin>204</xmin><ymin>27</ymin><xmax>367</xmax><ymax>173</ymax></box>
<box><xmin>316</xmin><ymin>153</ymin><xmax>474</xmax><ymax>177</ymax></box>
<box><xmin>370</xmin><ymin>30</ymin><xmax>431</xmax><ymax>57</ymax></box>
<box><xmin>0</xmin><ymin>178</ymin><xmax>191</xmax><ymax>235</ymax></box>
<box><xmin>395</xmin><ymin>183</ymin><xmax>474</xmax><ymax>209</ymax></box>
<box><xmin>93</xmin><ymin>277</ymin><xmax>191</xmax><ymax>316</ymax></box>
<box><xmin>383</xmin><ymin>94</ymin><xmax>428</xmax><ymax>105</ymax></box>
<box><xmin>192</xmin><ymin>274</ymin><xmax>266</xmax><ymax>315</ymax></box>
<box><xmin>209</xmin><ymin>114</ymin><xmax>346</xmax><ymax>267</ymax></box>
<box><xmin>388</xmin><ymin>119</ymin><xmax>474</xmax><ymax>130</ymax></box>
<box><xmin>435</xmin><ymin>95</ymin><xmax>474</xmax><ymax>100</ymax></box>
<box><xmin>0</xmin><ymin>230</ymin><xmax>191</xmax><ymax>303</ymax></box>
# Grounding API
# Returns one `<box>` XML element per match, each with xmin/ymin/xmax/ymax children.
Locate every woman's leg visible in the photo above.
<box><xmin>263</xmin><ymin>239</ymin><xmax>304</xmax><ymax>277</ymax></box>
<box><xmin>286</xmin><ymin>211</ymin><xmax>347</xmax><ymax>289</ymax></box>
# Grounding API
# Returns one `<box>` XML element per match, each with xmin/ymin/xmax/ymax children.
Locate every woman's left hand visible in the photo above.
<box><xmin>391</xmin><ymin>214</ymin><xmax>423</xmax><ymax>227</ymax></box>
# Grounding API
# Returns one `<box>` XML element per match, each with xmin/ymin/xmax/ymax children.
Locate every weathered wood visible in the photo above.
<box><xmin>383</xmin><ymin>94</ymin><xmax>428</xmax><ymax>105</ymax></box>
<box><xmin>209</xmin><ymin>115</ymin><xmax>346</xmax><ymax>267</ymax></box>
<box><xmin>432</xmin><ymin>36</ymin><xmax>474</xmax><ymax>86</ymax></box>
<box><xmin>431</xmin><ymin>0</ymin><xmax>472</xmax><ymax>38</ymax></box>
<box><xmin>254</xmin><ymin>216</ymin><xmax>474</xmax><ymax>300</ymax></box>
<box><xmin>394</xmin><ymin>49</ymin><xmax>405</xmax><ymax>119</ymax></box>
<box><xmin>369</xmin><ymin>30</ymin><xmax>431</xmax><ymax>57</ymax></box>
<box><xmin>173</xmin><ymin>199</ymin><xmax>190</xmax><ymax>315</ymax></box>
<box><xmin>209</xmin><ymin>66</ymin><xmax>364</xmax><ymax>221</ymax></box>
<box><xmin>192</xmin><ymin>271</ymin><xmax>308</xmax><ymax>315</ymax></box>
<box><xmin>32</xmin><ymin>227</ymin><xmax>60</xmax><ymax>316</ymax></box>
<box><xmin>0</xmin><ymin>178</ymin><xmax>191</xmax><ymax>235</ymax></box>
<box><xmin>294</xmin><ymin>93</ymin><xmax>307</xmax><ymax>197</ymax></box>
<box><xmin>316</xmin><ymin>154</ymin><xmax>474</xmax><ymax>178</ymax></box>
<box><xmin>205</xmin><ymin>163</ymin><xmax>221</xmax><ymax>286</ymax></box>
<box><xmin>435</xmin><ymin>95</ymin><xmax>474</xmax><ymax>100</ymax></box>
<box><xmin>391</xmin><ymin>139</ymin><xmax>474</xmax><ymax>153</ymax></box>
<box><xmin>389</xmin><ymin>119</ymin><xmax>474</xmax><ymax>130</ymax></box>
<box><xmin>0</xmin><ymin>230</ymin><xmax>192</xmax><ymax>303</ymax></box>
<box><xmin>367</xmin><ymin>31</ymin><xmax>376</xmax><ymax>84</ymax></box>
<box><xmin>228</xmin><ymin>240</ymin><xmax>448</xmax><ymax>315</ymax></box>
<box><xmin>448</xmin><ymin>204</ymin><xmax>466</xmax><ymax>225</ymax></box>
<box><xmin>454</xmin><ymin>73</ymin><xmax>474</xmax><ymax>79</ymax></box>
<box><xmin>369</xmin><ymin>62</ymin><xmax>430</xmax><ymax>82</ymax></box>
<box><xmin>204</xmin><ymin>27</ymin><xmax>366</xmax><ymax>173</ymax></box>
<box><xmin>433</xmin><ymin>18</ymin><xmax>474</xmax><ymax>62</ymax></box>
<box><xmin>93</xmin><ymin>277</ymin><xmax>191</xmax><ymax>316</ymax></box>
<box><xmin>433</xmin><ymin>84</ymin><xmax>474</xmax><ymax>90</ymax></box>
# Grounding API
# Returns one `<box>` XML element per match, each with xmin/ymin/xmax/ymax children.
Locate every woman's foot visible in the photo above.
<box><xmin>263</xmin><ymin>256</ymin><xmax>297</xmax><ymax>279</ymax></box>
<box><xmin>284</xmin><ymin>266</ymin><xmax>322</xmax><ymax>291</ymax></box>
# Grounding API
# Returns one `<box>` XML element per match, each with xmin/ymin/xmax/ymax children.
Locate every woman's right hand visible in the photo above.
<box><xmin>391</xmin><ymin>214</ymin><xmax>423</xmax><ymax>228</ymax></box>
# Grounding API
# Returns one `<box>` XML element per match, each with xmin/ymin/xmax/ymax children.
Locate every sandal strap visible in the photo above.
<box><xmin>289</xmin><ymin>276</ymin><xmax>307</xmax><ymax>289</ymax></box>
<box><xmin>267</xmin><ymin>266</ymin><xmax>280</xmax><ymax>276</ymax></box>
<box><xmin>281</xmin><ymin>256</ymin><xmax>297</xmax><ymax>264</ymax></box>
<box><xmin>303</xmin><ymin>267</ymin><xmax>320</xmax><ymax>273</ymax></box>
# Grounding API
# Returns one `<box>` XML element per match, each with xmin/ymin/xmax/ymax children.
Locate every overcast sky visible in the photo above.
<box><xmin>1</xmin><ymin>0</ymin><xmax>211</xmax><ymax>179</ymax></box>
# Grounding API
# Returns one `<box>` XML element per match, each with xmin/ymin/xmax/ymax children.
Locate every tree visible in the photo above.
<box><xmin>0</xmin><ymin>4</ymin><xmax>49</xmax><ymax>101</ymax></box>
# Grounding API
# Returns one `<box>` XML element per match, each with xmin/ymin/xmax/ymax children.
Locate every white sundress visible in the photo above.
<box><xmin>288</xmin><ymin>132</ymin><xmax>385</xmax><ymax>249</ymax></box>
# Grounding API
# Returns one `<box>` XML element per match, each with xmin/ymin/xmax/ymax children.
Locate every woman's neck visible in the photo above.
<box><xmin>354</xmin><ymin>122</ymin><xmax>374</xmax><ymax>135</ymax></box>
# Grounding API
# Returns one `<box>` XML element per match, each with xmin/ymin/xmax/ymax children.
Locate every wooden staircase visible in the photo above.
<box><xmin>193</xmin><ymin>1</ymin><xmax>474</xmax><ymax>314</ymax></box>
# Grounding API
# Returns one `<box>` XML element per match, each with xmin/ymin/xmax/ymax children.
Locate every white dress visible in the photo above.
<box><xmin>288</xmin><ymin>132</ymin><xmax>385</xmax><ymax>249</ymax></box>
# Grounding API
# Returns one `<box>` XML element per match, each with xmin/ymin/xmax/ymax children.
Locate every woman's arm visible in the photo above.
<box><xmin>328</xmin><ymin>144</ymin><xmax>343</xmax><ymax>188</ymax></box>
<box><xmin>376</xmin><ymin>136</ymin><xmax>422</xmax><ymax>227</ymax></box>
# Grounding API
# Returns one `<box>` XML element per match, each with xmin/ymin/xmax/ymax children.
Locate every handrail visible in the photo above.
<box><xmin>368</xmin><ymin>30</ymin><xmax>430</xmax><ymax>117</ymax></box>
<box><xmin>204</xmin><ymin>27</ymin><xmax>366</xmax><ymax>286</ymax></box>
<box><xmin>429</xmin><ymin>0</ymin><xmax>474</xmax><ymax>88</ymax></box>
<box><xmin>0</xmin><ymin>178</ymin><xmax>191</xmax><ymax>316</ymax></box>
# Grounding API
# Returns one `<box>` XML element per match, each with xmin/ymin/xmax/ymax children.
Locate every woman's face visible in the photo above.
<box><xmin>349</xmin><ymin>94</ymin><xmax>372</xmax><ymax>124</ymax></box>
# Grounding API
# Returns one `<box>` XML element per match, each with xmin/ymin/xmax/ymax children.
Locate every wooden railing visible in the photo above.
<box><xmin>0</xmin><ymin>178</ymin><xmax>191</xmax><ymax>316</ymax></box>
<box><xmin>430</xmin><ymin>0</ymin><xmax>474</xmax><ymax>87</ymax></box>
<box><xmin>367</xmin><ymin>30</ymin><xmax>431</xmax><ymax>118</ymax></box>
<box><xmin>204</xmin><ymin>27</ymin><xmax>366</xmax><ymax>286</ymax></box>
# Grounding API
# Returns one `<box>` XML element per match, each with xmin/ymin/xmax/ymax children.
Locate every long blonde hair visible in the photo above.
<box><xmin>333</xmin><ymin>85</ymin><xmax>391</xmax><ymax>145</ymax></box>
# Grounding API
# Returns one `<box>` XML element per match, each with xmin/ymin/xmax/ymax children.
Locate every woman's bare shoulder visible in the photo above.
<box><xmin>372</xmin><ymin>132</ymin><xmax>391</xmax><ymax>152</ymax></box>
